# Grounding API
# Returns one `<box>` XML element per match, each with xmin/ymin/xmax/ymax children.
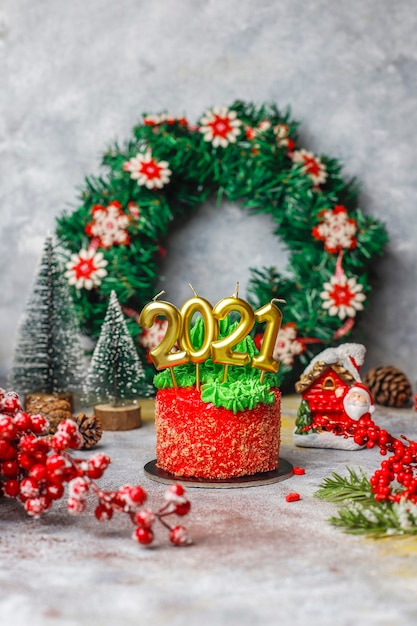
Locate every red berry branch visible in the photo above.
<box><xmin>310</xmin><ymin>413</ymin><xmax>417</xmax><ymax>504</ymax></box>
<box><xmin>0</xmin><ymin>388</ymin><xmax>191</xmax><ymax>547</ymax></box>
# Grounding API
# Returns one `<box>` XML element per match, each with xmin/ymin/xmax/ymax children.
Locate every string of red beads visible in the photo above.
<box><xmin>312</xmin><ymin>413</ymin><xmax>417</xmax><ymax>503</ymax></box>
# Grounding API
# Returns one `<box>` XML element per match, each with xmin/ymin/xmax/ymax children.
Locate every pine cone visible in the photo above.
<box><xmin>74</xmin><ymin>412</ymin><xmax>103</xmax><ymax>449</ymax></box>
<box><xmin>362</xmin><ymin>366</ymin><xmax>412</xmax><ymax>408</ymax></box>
<box><xmin>25</xmin><ymin>395</ymin><xmax>73</xmax><ymax>433</ymax></box>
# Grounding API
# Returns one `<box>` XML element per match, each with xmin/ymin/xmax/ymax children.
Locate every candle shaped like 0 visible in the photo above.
<box><xmin>252</xmin><ymin>300</ymin><xmax>283</xmax><ymax>379</ymax></box>
<box><xmin>138</xmin><ymin>299</ymin><xmax>189</xmax><ymax>387</ymax></box>
<box><xmin>178</xmin><ymin>290</ymin><xmax>217</xmax><ymax>390</ymax></box>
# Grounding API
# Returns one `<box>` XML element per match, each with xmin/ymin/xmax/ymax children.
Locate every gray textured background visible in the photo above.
<box><xmin>1</xmin><ymin>0</ymin><xmax>417</xmax><ymax>385</ymax></box>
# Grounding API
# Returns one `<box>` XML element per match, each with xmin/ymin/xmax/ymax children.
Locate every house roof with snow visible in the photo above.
<box><xmin>295</xmin><ymin>343</ymin><xmax>366</xmax><ymax>394</ymax></box>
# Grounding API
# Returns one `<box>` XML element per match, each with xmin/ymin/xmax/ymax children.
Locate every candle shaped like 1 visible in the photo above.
<box><xmin>179</xmin><ymin>290</ymin><xmax>217</xmax><ymax>390</ymax></box>
<box><xmin>251</xmin><ymin>300</ymin><xmax>283</xmax><ymax>379</ymax></box>
<box><xmin>211</xmin><ymin>293</ymin><xmax>255</xmax><ymax>379</ymax></box>
<box><xmin>139</xmin><ymin>299</ymin><xmax>189</xmax><ymax>388</ymax></box>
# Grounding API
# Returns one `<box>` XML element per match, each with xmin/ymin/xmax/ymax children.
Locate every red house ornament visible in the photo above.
<box><xmin>293</xmin><ymin>344</ymin><xmax>374</xmax><ymax>450</ymax></box>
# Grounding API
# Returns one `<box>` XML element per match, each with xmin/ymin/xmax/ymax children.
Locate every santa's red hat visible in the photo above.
<box><xmin>345</xmin><ymin>383</ymin><xmax>375</xmax><ymax>414</ymax></box>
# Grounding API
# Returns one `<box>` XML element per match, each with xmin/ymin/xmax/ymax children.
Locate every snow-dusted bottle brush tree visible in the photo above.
<box><xmin>8</xmin><ymin>236</ymin><xmax>85</xmax><ymax>406</ymax></box>
<box><xmin>83</xmin><ymin>290</ymin><xmax>152</xmax><ymax>430</ymax></box>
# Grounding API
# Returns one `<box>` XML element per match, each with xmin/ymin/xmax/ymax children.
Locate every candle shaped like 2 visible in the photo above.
<box><xmin>211</xmin><ymin>294</ymin><xmax>255</xmax><ymax>381</ymax></box>
<box><xmin>139</xmin><ymin>299</ymin><xmax>189</xmax><ymax>387</ymax></box>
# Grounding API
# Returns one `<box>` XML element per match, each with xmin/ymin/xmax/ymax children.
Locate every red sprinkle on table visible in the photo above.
<box><xmin>293</xmin><ymin>466</ymin><xmax>305</xmax><ymax>475</ymax></box>
<box><xmin>286</xmin><ymin>492</ymin><xmax>301</xmax><ymax>502</ymax></box>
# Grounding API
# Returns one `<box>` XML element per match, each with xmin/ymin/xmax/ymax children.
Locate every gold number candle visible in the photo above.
<box><xmin>211</xmin><ymin>289</ymin><xmax>255</xmax><ymax>377</ymax></box>
<box><xmin>139</xmin><ymin>298</ymin><xmax>189</xmax><ymax>387</ymax></box>
<box><xmin>252</xmin><ymin>300</ymin><xmax>283</xmax><ymax>380</ymax></box>
<box><xmin>179</xmin><ymin>288</ymin><xmax>217</xmax><ymax>389</ymax></box>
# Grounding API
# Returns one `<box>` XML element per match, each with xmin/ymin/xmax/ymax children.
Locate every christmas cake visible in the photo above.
<box><xmin>152</xmin><ymin>317</ymin><xmax>282</xmax><ymax>480</ymax></box>
<box><xmin>155</xmin><ymin>387</ymin><xmax>281</xmax><ymax>479</ymax></box>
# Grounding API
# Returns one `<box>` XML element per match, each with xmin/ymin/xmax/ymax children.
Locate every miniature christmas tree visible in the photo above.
<box><xmin>8</xmin><ymin>236</ymin><xmax>85</xmax><ymax>398</ymax></box>
<box><xmin>294</xmin><ymin>399</ymin><xmax>313</xmax><ymax>435</ymax></box>
<box><xmin>84</xmin><ymin>291</ymin><xmax>152</xmax><ymax>421</ymax></box>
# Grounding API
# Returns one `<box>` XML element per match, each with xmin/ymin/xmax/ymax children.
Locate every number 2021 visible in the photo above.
<box><xmin>139</xmin><ymin>297</ymin><xmax>282</xmax><ymax>374</ymax></box>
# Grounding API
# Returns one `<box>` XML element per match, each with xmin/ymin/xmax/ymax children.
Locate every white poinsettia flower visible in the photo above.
<box><xmin>312</xmin><ymin>206</ymin><xmax>357</xmax><ymax>254</ymax></box>
<box><xmin>199</xmin><ymin>106</ymin><xmax>242</xmax><ymax>148</ymax></box>
<box><xmin>292</xmin><ymin>149</ymin><xmax>328</xmax><ymax>185</ymax></box>
<box><xmin>320</xmin><ymin>274</ymin><xmax>366</xmax><ymax>320</ymax></box>
<box><xmin>123</xmin><ymin>150</ymin><xmax>172</xmax><ymax>189</ymax></box>
<box><xmin>64</xmin><ymin>249</ymin><xmax>108</xmax><ymax>290</ymax></box>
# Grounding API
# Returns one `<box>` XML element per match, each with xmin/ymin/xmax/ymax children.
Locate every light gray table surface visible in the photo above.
<box><xmin>1</xmin><ymin>396</ymin><xmax>417</xmax><ymax>626</ymax></box>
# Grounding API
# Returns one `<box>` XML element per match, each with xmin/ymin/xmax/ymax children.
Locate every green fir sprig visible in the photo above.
<box><xmin>315</xmin><ymin>468</ymin><xmax>417</xmax><ymax>537</ymax></box>
<box><xmin>315</xmin><ymin>468</ymin><xmax>373</xmax><ymax>502</ymax></box>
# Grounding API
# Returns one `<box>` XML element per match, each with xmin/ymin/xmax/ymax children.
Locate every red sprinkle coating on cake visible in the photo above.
<box><xmin>155</xmin><ymin>387</ymin><xmax>281</xmax><ymax>479</ymax></box>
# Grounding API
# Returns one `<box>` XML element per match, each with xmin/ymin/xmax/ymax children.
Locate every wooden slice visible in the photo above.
<box><xmin>94</xmin><ymin>403</ymin><xmax>142</xmax><ymax>431</ymax></box>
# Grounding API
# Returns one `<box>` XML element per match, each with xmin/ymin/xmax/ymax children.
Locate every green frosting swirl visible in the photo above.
<box><xmin>153</xmin><ymin>316</ymin><xmax>281</xmax><ymax>413</ymax></box>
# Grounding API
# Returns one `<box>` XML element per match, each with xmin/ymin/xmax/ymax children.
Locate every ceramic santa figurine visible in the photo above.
<box><xmin>343</xmin><ymin>383</ymin><xmax>375</xmax><ymax>421</ymax></box>
<box><xmin>294</xmin><ymin>343</ymin><xmax>375</xmax><ymax>449</ymax></box>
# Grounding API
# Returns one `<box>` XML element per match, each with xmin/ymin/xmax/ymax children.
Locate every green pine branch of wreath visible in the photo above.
<box><xmin>55</xmin><ymin>100</ymin><xmax>388</xmax><ymax>388</ymax></box>
<box><xmin>315</xmin><ymin>469</ymin><xmax>417</xmax><ymax>538</ymax></box>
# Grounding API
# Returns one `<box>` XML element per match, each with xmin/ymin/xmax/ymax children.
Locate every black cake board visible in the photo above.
<box><xmin>144</xmin><ymin>457</ymin><xmax>293</xmax><ymax>489</ymax></box>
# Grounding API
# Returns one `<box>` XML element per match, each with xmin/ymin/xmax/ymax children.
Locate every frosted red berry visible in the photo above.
<box><xmin>45</xmin><ymin>482</ymin><xmax>65</xmax><ymax>500</ymax></box>
<box><xmin>95</xmin><ymin>503</ymin><xmax>113</xmax><ymax>522</ymax></box>
<box><xmin>68</xmin><ymin>477</ymin><xmax>89</xmax><ymax>499</ymax></box>
<box><xmin>29</xmin><ymin>463</ymin><xmax>48</xmax><ymax>482</ymax></box>
<box><xmin>0</xmin><ymin>415</ymin><xmax>17</xmax><ymax>440</ymax></box>
<box><xmin>13</xmin><ymin>412</ymin><xmax>33</xmax><ymax>432</ymax></box>
<box><xmin>25</xmin><ymin>496</ymin><xmax>51</xmax><ymax>517</ymax></box>
<box><xmin>164</xmin><ymin>483</ymin><xmax>187</xmax><ymax>504</ymax></box>
<box><xmin>174</xmin><ymin>501</ymin><xmax>191</xmax><ymax>516</ymax></box>
<box><xmin>169</xmin><ymin>525</ymin><xmax>190</xmax><ymax>546</ymax></box>
<box><xmin>3</xmin><ymin>479</ymin><xmax>20</xmax><ymax>498</ymax></box>
<box><xmin>52</xmin><ymin>431</ymin><xmax>72</xmax><ymax>452</ymax></box>
<box><xmin>57</xmin><ymin>420</ymin><xmax>78</xmax><ymax>436</ymax></box>
<box><xmin>86</xmin><ymin>453</ymin><xmax>110</xmax><ymax>479</ymax></box>
<box><xmin>0</xmin><ymin>441</ymin><xmax>17</xmax><ymax>461</ymax></box>
<box><xmin>30</xmin><ymin>414</ymin><xmax>49</xmax><ymax>435</ymax></box>
<box><xmin>2</xmin><ymin>393</ymin><xmax>22</xmax><ymax>413</ymax></box>
<box><xmin>18</xmin><ymin>434</ymin><xmax>38</xmax><ymax>453</ymax></box>
<box><xmin>133</xmin><ymin>527</ymin><xmax>154</xmax><ymax>545</ymax></box>
<box><xmin>118</xmin><ymin>485</ymin><xmax>147</xmax><ymax>509</ymax></box>
<box><xmin>1</xmin><ymin>461</ymin><xmax>20</xmax><ymax>478</ymax></box>
<box><xmin>20</xmin><ymin>477</ymin><xmax>40</xmax><ymax>498</ymax></box>
<box><xmin>67</xmin><ymin>496</ymin><xmax>86</xmax><ymax>515</ymax></box>
<box><xmin>135</xmin><ymin>509</ymin><xmax>155</xmax><ymax>529</ymax></box>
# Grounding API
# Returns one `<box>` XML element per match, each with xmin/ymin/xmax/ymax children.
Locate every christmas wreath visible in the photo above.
<box><xmin>56</xmin><ymin>101</ymin><xmax>387</xmax><ymax>389</ymax></box>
